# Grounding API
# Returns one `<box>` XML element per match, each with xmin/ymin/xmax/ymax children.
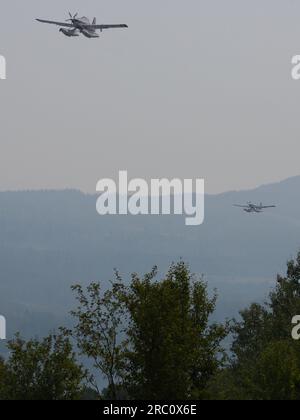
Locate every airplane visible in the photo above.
<box><xmin>36</xmin><ymin>12</ymin><xmax>128</xmax><ymax>39</ymax></box>
<box><xmin>233</xmin><ymin>202</ymin><xmax>276</xmax><ymax>213</ymax></box>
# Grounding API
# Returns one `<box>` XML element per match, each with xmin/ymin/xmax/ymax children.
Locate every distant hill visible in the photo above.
<box><xmin>1</xmin><ymin>176</ymin><xmax>300</xmax><ymax>340</ymax></box>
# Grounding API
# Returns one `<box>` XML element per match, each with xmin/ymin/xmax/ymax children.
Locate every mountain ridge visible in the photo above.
<box><xmin>0</xmin><ymin>176</ymin><xmax>300</xmax><ymax>340</ymax></box>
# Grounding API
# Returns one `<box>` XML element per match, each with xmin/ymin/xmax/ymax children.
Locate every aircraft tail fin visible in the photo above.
<box><xmin>92</xmin><ymin>17</ymin><xmax>97</xmax><ymax>25</ymax></box>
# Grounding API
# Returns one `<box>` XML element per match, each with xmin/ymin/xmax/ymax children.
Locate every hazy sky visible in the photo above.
<box><xmin>1</xmin><ymin>0</ymin><xmax>300</xmax><ymax>193</ymax></box>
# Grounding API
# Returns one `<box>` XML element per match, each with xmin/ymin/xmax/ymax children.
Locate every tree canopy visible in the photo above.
<box><xmin>1</xmin><ymin>255</ymin><xmax>300</xmax><ymax>400</ymax></box>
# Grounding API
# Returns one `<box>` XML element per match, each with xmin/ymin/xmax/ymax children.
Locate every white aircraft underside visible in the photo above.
<box><xmin>36</xmin><ymin>13</ymin><xmax>128</xmax><ymax>39</ymax></box>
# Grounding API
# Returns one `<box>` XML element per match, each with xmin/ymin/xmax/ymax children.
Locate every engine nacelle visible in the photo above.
<box><xmin>59</xmin><ymin>28</ymin><xmax>80</xmax><ymax>37</ymax></box>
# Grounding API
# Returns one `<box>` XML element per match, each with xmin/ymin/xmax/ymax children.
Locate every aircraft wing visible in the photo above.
<box><xmin>36</xmin><ymin>19</ymin><xmax>74</xmax><ymax>28</ymax></box>
<box><xmin>92</xmin><ymin>24</ymin><xmax>128</xmax><ymax>30</ymax></box>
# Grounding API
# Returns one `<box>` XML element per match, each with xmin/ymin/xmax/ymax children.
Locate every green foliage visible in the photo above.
<box><xmin>206</xmin><ymin>369</ymin><xmax>246</xmax><ymax>400</ymax></box>
<box><xmin>69</xmin><ymin>261</ymin><xmax>228</xmax><ymax>400</ymax></box>
<box><xmin>2</xmin><ymin>254</ymin><xmax>300</xmax><ymax>400</ymax></box>
<box><xmin>211</xmin><ymin>252</ymin><xmax>300</xmax><ymax>400</ymax></box>
<box><xmin>0</xmin><ymin>358</ymin><xmax>6</xmax><ymax>398</ymax></box>
<box><xmin>70</xmin><ymin>280</ymin><xmax>126</xmax><ymax>399</ymax></box>
<box><xmin>0</xmin><ymin>333</ymin><xmax>85</xmax><ymax>400</ymax></box>
<box><xmin>251</xmin><ymin>341</ymin><xmax>300</xmax><ymax>400</ymax></box>
<box><xmin>121</xmin><ymin>262</ymin><xmax>227</xmax><ymax>399</ymax></box>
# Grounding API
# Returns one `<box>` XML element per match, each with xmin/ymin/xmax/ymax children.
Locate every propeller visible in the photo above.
<box><xmin>66</xmin><ymin>12</ymin><xmax>78</xmax><ymax>22</ymax></box>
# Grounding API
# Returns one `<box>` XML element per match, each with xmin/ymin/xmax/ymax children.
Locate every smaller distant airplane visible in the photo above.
<box><xmin>233</xmin><ymin>202</ymin><xmax>276</xmax><ymax>213</ymax></box>
<box><xmin>36</xmin><ymin>12</ymin><xmax>128</xmax><ymax>39</ymax></box>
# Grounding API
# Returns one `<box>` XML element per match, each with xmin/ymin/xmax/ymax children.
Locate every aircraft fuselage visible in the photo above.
<box><xmin>68</xmin><ymin>18</ymin><xmax>99</xmax><ymax>38</ymax></box>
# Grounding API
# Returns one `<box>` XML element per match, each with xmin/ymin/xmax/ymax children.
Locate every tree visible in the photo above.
<box><xmin>122</xmin><ymin>262</ymin><xmax>228</xmax><ymax>399</ymax></box>
<box><xmin>215</xmin><ymin>252</ymin><xmax>300</xmax><ymax>400</ymax></box>
<box><xmin>250</xmin><ymin>341</ymin><xmax>300</xmax><ymax>400</ymax></box>
<box><xmin>70</xmin><ymin>280</ymin><xmax>126</xmax><ymax>399</ymax></box>
<box><xmin>0</xmin><ymin>357</ymin><xmax>7</xmax><ymax>398</ymax></box>
<box><xmin>270</xmin><ymin>254</ymin><xmax>300</xmax><ymax>340</ymax></box>
<box><xmin>0</xmin><ymin>333</ymin><xmax>85</xmax><ymax>400</ymax></box>
<box><xmin>69</xmin><ymin>262</ymin><xmax>227</xmax><ymax>400</ymax></box>
<box><xmin>231</xmin><ymin>303</ymin><xmax>271</xmax><ymax>366</ymax></box>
